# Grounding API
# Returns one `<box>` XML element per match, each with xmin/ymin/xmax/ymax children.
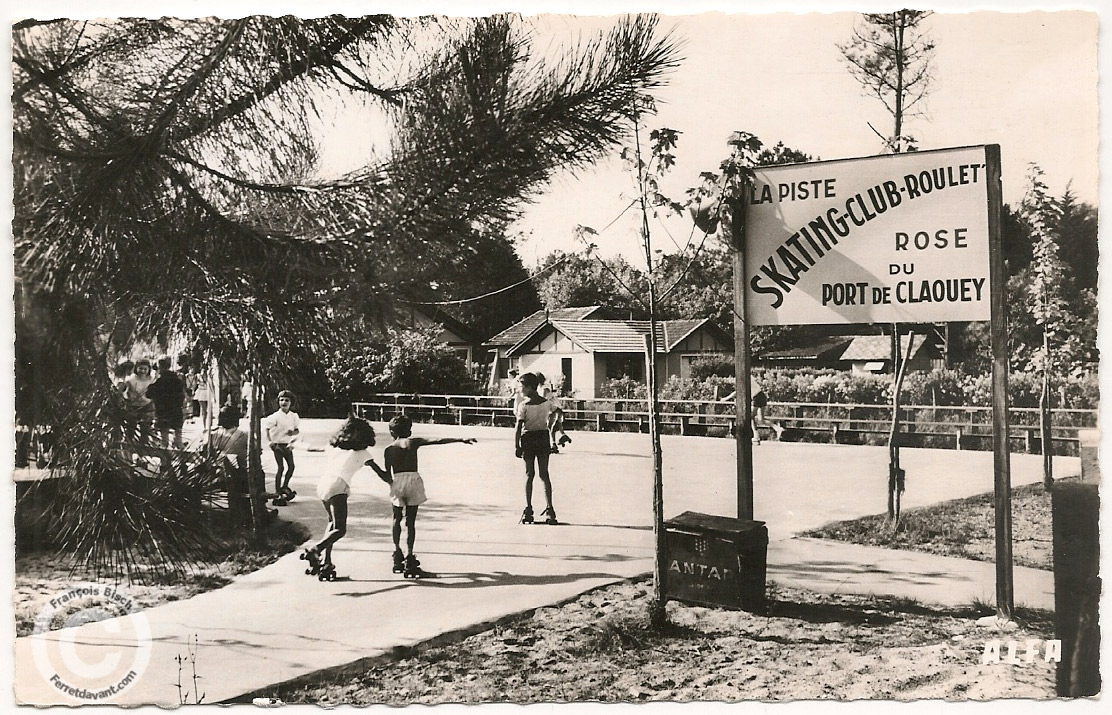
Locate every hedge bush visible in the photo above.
<box><xmin>590</xmin><ymin>367</ymin><xmax>1097</xmax><ymax>410</ymax></box>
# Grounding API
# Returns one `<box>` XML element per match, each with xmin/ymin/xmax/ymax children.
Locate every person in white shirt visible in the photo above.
<box><xmin>302</xmin><ymin>417</ymin><xmax>380</xmax><ymax>580</ymax></box>
<box><xmin>264</xmin><ymin>390</ymin><xmax>300</xmax><ymax>504</ymax></box>
<box><xmin>514</xmin><ymin>372</ymin><xmax>559</xmax><ymax>524</ymax></box>
<box><xmin>536</xmin><ymin>372</ymin><xmax>572</xmax><ymax>453</ymax></box>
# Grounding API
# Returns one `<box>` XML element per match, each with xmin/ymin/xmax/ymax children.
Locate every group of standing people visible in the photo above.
<box><xmin>114</xmin><ymin>355</ymin><xmax>209</xmax><ymax>448</ymax></box>
<box><xmin>510</xmin><ymin>369</ymin><xmax>570</xmax><ymax>525</ymax></box>
<box><xmin>205</xmin><ymin>386</ymin><xmax>301</xmax><ymax>526</ymax></box>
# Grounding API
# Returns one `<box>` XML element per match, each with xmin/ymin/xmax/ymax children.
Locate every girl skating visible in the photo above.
<box><xmin>301</xmin><ymin>417</ymin><xmax>379</xmax><ymax>581</ymax></box>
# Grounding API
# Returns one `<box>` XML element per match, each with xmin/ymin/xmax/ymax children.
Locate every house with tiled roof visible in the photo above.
<box><xmin>397</xmin><ymin>306</ymin><xmax>482</xmax><ymax>372</ymax></box>
<box><xmin>758</xmin><ymin>336</ymin><xmax>859</xmax><ymax>369</ymax></box>
<box><xmin>482</xmin><ymin>306</ymin><xmax>609</xmax><ymax>387</ymax></box>
<box><xmin>840</xmin><ymin>333</ymin><xmax>939</xmax><ymax>374</ymax></box>
<box><xmin>501</xmin><ymin>316</ymin><xmax>732</xmax><ymax>399</ymax></box>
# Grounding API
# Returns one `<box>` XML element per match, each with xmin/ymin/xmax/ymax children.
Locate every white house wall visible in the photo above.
<box><xmin>668</xmin><ymin>330</ymin><xmax>731</xmax><ymax>378</ymax></box>
<box><xmin>517</xmin><ymin>330</ymin><xmax>596</xmax><ymax>397</ymax></box>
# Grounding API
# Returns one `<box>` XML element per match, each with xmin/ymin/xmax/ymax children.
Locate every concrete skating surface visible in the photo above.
<box><xmin>14</xmin><ymin>421</ymin><xmax>1077</xmax><ymax>705</ymax></box>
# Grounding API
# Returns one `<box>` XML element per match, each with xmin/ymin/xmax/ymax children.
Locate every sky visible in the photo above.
<box><xmin>499</xmin><ymin>9</ymin><xmax>1100</xmax><ymax>265</ymax></box>
<box><xmin>301</xmin><ymin>4</ymin><xmax>1102</xmax><ymax>266</ymax></box>
<box><xmin>6</xmin><ymin>2</ymin><xmax>1100</xmax><ymax>269</ymax></box>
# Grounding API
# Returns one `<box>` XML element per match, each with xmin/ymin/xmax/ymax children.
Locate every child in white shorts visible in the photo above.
<box><xmin>367</xmin><ymin>414</ymin><xmax>475</xmax><ymax>577</ymax></box>
<box><xmin>302</xmin><ymin>417</ymin><xmax>383</xmax><ymax>578</ymax></box>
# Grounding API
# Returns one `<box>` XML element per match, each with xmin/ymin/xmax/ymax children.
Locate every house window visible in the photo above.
<box><xmin>605</xmin><ymin>355</ymin><xmax>643</xmax><ymax>381</ymax></box>
<box><xmin>496</xmin><ymin>355</ymin><xmax>520</xmax><ymax>379</ymax></box>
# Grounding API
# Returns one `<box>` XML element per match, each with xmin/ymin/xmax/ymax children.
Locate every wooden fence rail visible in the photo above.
<box><xmin>351</xmin><ymin>395</ymin><xmax>1097</xmax><ymax>456</ymax></box>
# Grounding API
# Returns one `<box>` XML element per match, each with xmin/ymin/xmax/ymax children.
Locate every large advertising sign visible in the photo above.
<box><xmin>744</xmin><ymin>145</ymin><xmax>994</xmax><ymax>326</ymax></box>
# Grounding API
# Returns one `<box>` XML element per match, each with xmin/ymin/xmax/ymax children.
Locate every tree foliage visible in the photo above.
<box><xmin>535</xmin><ymin>249</ymin><xmax>649</xmax><ymax>319</ymax></box>
<box><xmin>12</xmin><ymin>13</ymin><xmax>682</xmax><ymax>574</ymax></box>
<box><xmin>1006</xmin><ymin>165</ymin><xmax>1097</xmax><ymax>375</ymax></box>
<box><xmin>326</xmin><ymin>326</ymin><xmax>477</xmax><ymax>398</ymax></box>
<box><xmin>838</xmin><ymin>11</ymin><xmax>935</xmax><ymax>152</ymax></box>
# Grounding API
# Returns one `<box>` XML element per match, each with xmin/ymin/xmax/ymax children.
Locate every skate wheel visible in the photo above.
<box><xmin>305</xmin><ymin>568</ymin><xmax>315</xmax><ymax>575</ymax></box>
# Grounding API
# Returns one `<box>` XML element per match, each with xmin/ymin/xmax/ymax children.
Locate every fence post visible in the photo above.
<box><xmin>955</xmin><ymin>427</ymin><xmax>963</xmax><ymax>451</ymax></box>
<box><xmin>680</xmin><ymin>415</ymin><xmax>690</xmax><ymax>436</ymax></box>
<box><xmin>831</xmin><ymin>423</ymin><xmax>839</xmax><ymax>444</ymax></box>
<box><xmin>1024</xmin><ymin>428</ymin><xmax>1032</xmax><ymax>454</ymax></box>
<box><xmin>728</xmin><ymin>417</ymin><xmax>736</xmax><ymax>437</ymax></box>
<box><xmin>597</xmin><ymin>413</ymin><xmax>607</xmax><ymax>432</ymax></box>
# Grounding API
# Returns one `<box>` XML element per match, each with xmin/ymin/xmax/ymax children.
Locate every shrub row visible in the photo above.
<box><xmin>598</xmin><ymin>367</ymin><xmax>1098</xmax><ymax>409</ymax></box>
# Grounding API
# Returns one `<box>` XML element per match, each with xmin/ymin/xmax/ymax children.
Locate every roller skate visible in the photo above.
<box><xmin>272</xmin><ymin>490</ymin><xmax>288</xmax><ymax>506</ymax></box>
<box><xmin>558</xmin><ymin>434</ymin><xmax>572</xmax><ymax>448</ymax></box>
<box><xmin>402</xmin><ymin>554</ymin><xmax>425</xmax><ymax>579</ymax></box>
<box><xmin>280</xmin><ymin>486</ymin><xmax>297</xmax><ymax>502</ymax></box>
<box><xmin>300</xmin><ymin>548</ymin><xmax>322</xmax><ymax>575</ymax></box>
<box><xmin>392</xmin><ymin>549</ymin><xmax>406</xmax><ymax>574</ymax></box>
<box><xmin>520</xmin><ymin>506</ymin><xmax>534</xmax><ymax>524</ymax></box>
<box><xmin>541</xmin><ymin>507</ymin><xmax>559</xmax><ymax>525</ymax></box>
<box><xmin>318</xmin><ymin>562</ymin><xmax>338</xmax><ymax>581</ymax></box>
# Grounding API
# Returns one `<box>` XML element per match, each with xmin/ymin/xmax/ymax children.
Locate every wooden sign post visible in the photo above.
<box><xmin>729</xmin><ymin>191</ymin><xmax>755</xmax><ymax>521</ymax></box>
<box><xmin>740</xmin><ymin>145</ymin><xmax>1013</xmax><ymax>618</ymax></box>
<box><xmin>984</xmin><ymin>145</ymin><xmax>1013</xmax><ymax>618</ymax></box>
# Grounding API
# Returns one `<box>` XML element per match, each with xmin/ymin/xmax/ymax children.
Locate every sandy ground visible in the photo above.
<box><xmin>271</xmin><ymin>577</ymin><xmax>1057</xmax><ymax>703</ymax></box>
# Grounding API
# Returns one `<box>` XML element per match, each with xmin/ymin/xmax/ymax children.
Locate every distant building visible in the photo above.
<box><xmin>499</xmin><ymin>316</ymin><xmax>732</xmax><ymax>399</ymax></box>
<box><xmin>758</xmin><ymin>337</ymin><xmax>859</xmax><ymax>370</ymax></box>
<box><xmin>839</xmin><ymin>333</ymin><xmax>939</xmax><ymax>374</ymax></box>
<box><xmin>482</xmin><ymin>306</ymin><xmax>609</xmax><ymax>389</ymax></box>
<box><xmin>398</xmin><ymin>306</ymin><xmax>481</xmax><ymax>373</ymax></box>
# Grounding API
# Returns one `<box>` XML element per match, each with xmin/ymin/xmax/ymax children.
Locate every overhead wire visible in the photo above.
<box><xmin>403</xmin><ymin>197</ymin><xmax>643</xmax><ymax>309</ymax></box>
<box><xmin>402</xmin><ymin>249</ymin><xmax>577</xmax><ymax>306</ymax></box>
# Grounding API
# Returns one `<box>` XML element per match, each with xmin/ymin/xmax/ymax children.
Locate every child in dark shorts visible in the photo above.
<box><xmin>514</xmin><ymin>372</ymin><xmax>558</xmax><ymax>524</ymax></box>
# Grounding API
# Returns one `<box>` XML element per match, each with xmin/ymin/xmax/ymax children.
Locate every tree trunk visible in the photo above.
<box><xmin>1041</xmin><ymin>346</ymin><xmax>1054</xmax><ymax>489</ymax></box>
<box><xmin>645</xmin><ymin>324</ymin><xmax>666</xmax><ymax>629</ymax></box>
<box><xmin>888</xmin><ymin>330</ymin><xmax>914</xmax><ymax>523</ymax></box>
<box><xmin>246</xmin><ymin>372</ymin><xmax>266</xmax><ymax>546</ymax></box>
<box><xmin>631</xmin><ymin>103</ymin><xmax>666</xmax><ymax>629</ymax></box>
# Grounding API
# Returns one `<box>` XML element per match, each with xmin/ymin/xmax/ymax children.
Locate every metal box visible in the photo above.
<box><xmin>663</xmin><ymin>511</ymin><xmax>768</xmax><ymax>612</ymax></box>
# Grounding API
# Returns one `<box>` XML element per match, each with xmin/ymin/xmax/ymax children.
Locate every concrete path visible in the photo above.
<box><xmin>14</xmin><ymin>421</ymin><xmax>1077</xmax><ymax>706</ymax></box>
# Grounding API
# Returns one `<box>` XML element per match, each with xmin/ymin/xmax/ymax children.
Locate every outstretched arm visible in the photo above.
<box><xmin>413</xmin><ymin>437</ymin><xmax>477</xmax><ymax>447</ymax></box>
<box><xmin>367</xmin><ymin>451</ymin><xmax>393</xmax><ymax>484</ymax></box>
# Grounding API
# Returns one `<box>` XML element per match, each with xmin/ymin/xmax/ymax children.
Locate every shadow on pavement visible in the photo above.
<box><xmin>371</xmin><ymin>570</ymin><xmax>633</xmax><ymax>590</ymax></box>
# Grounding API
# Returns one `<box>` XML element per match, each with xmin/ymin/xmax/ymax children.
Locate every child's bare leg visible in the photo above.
<box><xmin>536</xmin><ymin>450</ymin><xmax>553</xmax><ymax>509</ymax></box>
<box><xmin>405</xmin><ymin>506</ymin><xmax>418</xmax><ymax>556</ymax></box>
<box><xmin>393</xmin><ymin>502</ymin><xmax>406</xmax><ymax>553</ymax></box>
<box><xmin>523</xmin><ymin>454</ymin><xmax>536</xmax><ymax>508</ymax></box>
<box><xmin>272</xmin><ymin>447</ymin><xmax>285</xmax><ymax>494</ymax></box>
<box><xmin>314</xmin><ymin>496</ymin><xmax>348</xmax><ymax>553</ymax></box>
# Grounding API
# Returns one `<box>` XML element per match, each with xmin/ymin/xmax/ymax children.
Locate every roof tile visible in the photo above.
<box><xmin>483</xmin><ymin>306</ymin><xmax>602</xmax><ymax>346</ymax></box>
